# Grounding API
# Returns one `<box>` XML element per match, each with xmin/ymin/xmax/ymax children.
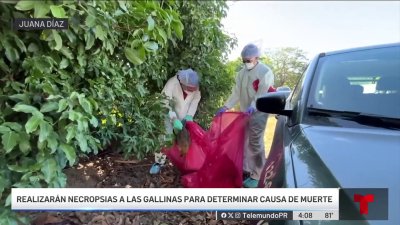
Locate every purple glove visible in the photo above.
<box><xmin>245</xmin><ymin>106</ymin><xmax>256</xmax><ymax>115</ymax></box>
<box><xmin>216</xmin><ymin>106</ymin><xmax>228</xmax><ymax>116</ymax></box>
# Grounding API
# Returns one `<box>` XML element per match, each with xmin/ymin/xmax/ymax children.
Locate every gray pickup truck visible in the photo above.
<box><xmin>256</xmin><ymin>43</ymin><xmax>400</xmax><ymax>225</ymax></box>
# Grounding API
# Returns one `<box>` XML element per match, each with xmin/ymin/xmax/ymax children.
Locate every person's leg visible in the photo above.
<box><xmin>242</xmin><ymin>131</ymin><xmax>251</xmax><ymax>179</ymax></box>
<box><xmin>243</xmin><ymin>111</ymin><xmax>268</xmax><ymax>187</ymax></box>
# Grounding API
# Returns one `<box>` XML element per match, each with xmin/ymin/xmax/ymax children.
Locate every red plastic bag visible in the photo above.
<box><xmin>164</xmin><ymin>112</ymin><xmax>249</xmax><ymax>188</ymax></box>
<box><xmin>163</xmin><ymin>122</ymin><xmax>209</xmax><ymax>174</ymax></box>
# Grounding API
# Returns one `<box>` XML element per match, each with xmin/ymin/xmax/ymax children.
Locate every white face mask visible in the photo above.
<box><xmin>245</xmin><ymin>62</ymin><xmax>255</xmax><ymax>70</ymax></box>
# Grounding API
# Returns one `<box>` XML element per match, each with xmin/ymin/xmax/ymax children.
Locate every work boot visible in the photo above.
<box><xmin>243</xmin><ymin>177</ymin><xmax>259</xmax><ymax>188</ymax></box>
<box><xmin>150</xmin><ymin>163</ymin><xmax>161</xmax><ymax>174</ymax></box>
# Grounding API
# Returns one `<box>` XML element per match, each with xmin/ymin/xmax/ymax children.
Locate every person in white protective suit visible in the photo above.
<box><xmin>149</xmin><ymin>68</ymin><xmax>201</xmax><ymax>174</ymax></box>
<box><xmin>216</xmin><ymin>43</ymin><xmax>275</xmax><ymax>188</ymax></box>
<box><xmin>162</xmin><ymin>68</ymin><xmax>201</xmax><ymax>132</ymax></box>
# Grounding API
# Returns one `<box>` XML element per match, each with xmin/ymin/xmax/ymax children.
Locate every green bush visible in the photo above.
<box><xmin>164</xmin><ymin>1</ymin><xmax>237</xmax><ymax>128</ymax></box>
<box><xmin>0</xmin><ymin>0</ymin><xmax>235</xmax><ymax>224</ymax></box>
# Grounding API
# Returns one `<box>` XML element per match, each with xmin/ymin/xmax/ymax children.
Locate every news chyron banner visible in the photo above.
<box><xmin>11</xmin><ymin>188</ymin><xmax>388</xmax><ymax>221</ymax></box>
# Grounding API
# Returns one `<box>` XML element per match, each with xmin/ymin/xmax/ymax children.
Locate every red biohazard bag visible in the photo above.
<box><xmin>163</xmin><ymin>121</ymin><xmax>209</xmax><ymax>174</ymax></box>
<box><xmin>164</xmin><ymin>112</ymin><xmax>249</xmax><ymax>188</ymax></box>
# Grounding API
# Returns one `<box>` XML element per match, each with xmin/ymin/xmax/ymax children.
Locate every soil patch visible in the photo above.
<box><xmin>20</xmin><ymin>152</ymin><xmax>254</xmax><ymax>225</ymax></box>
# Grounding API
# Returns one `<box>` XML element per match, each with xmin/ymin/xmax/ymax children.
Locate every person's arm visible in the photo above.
<box><xmin>187</xmin><ymin>91</ymin><xmax>201</xmax><ymax>117</ymax></box>
<box><xmin>224</xmin><ymin>73</ymin><xmax>242</xmax><ymax>109</ymax></box>
<box><xmin>161</xmin><ymin>79</ymin><xmax>178</xmax><ymax>121</ymax></box>
<box><xmin>250</xmin><ymin>69</ymin><xmax>275</xmax><ymax>109</ymax></box>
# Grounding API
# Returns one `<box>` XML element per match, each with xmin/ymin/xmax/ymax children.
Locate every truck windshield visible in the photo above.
<box><xmin>307</xmin><ymin>45</ymin><xmax>400</xmax><ymax>119</ymax></box>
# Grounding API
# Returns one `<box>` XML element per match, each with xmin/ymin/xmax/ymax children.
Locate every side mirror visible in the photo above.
<box><xmin>256</xmin><ymin>92</ymin><xmax>292</xmax><ymax>116</ymax></box>
<box><xmin>276</xmin><ymin>86</ymin><xmax>292</xmax><ymax>99</ymax></box>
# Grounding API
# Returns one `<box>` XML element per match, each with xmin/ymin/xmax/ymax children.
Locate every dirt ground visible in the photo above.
<box><xmin>20</xmin><ymin>151</ymin><xmax>254</xmax><ymax>225</ymax></box>
<box><xmin>20</xmin><ymin>116</ymin><xmax>277</xmax><ymax>225</ymax></box>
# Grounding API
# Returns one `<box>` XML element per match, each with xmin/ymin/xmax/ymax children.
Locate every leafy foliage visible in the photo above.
<box><xmin>163</xmin><ymin>1</ymin><xmax>237</xmax><ymax>128</ymax></box>
<box><xmin>226</xmin><ymin>58</ymin><xmax>243</xmax><ymax>75</ymax></box>
<box><xmin>0</xmin><ymin>0</ymin><xmax>235</xmax><ymax>223</ymax></box>
<box><xmin>262</xmin><ymin>47</ymin><xmax>309</xmax><ymax>89</ymax></box>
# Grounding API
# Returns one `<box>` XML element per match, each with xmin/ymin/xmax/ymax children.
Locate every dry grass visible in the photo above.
<box><xmin>264</xmin><ymin>114</ymin><xmax>277</xmax><ymax>158</ymax></box>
